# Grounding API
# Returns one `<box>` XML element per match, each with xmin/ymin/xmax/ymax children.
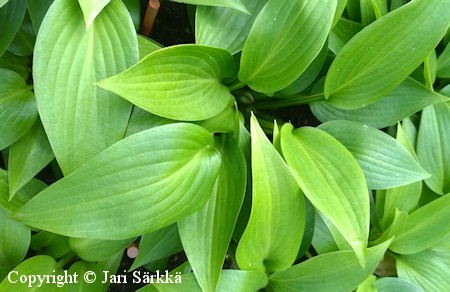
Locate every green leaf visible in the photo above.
<box><xmin>0</xmin><ymin>0</ymin><xmax>9</xmax><ymax>8</ymax></box>
<box><xmin>371</xmin><ymin>209</ymin><xmax>408</xmax><ymax>245</ymax></box>
<box><xmin>236</xmin><ymin>115</ymin><xmax>305</xmax><ymax>273</ymax></box>
<box><xmin>0</xmin><ymin>51</ymin><xmax>29</xmax><ymax>80</ymax></box>
<box><xmin>130</xmin><ymin>224</ymin><xmax>183</xmax><ymax>271</ymax></box>
<box><xmin>0</xmin><ymin>69</ymin><xmax>37</xmax><ymax>150</ymax></box>
<box><xmin>170</xmin><ymin>0</ymin><xmax>249</xmax><ymax>13</ymax></box>
<box><xmin>0</xmin><ymin>256</ymin><xmax>62</xmax><ymax>291</ymax></box>
<box><xmin>373</xmin><ymin>277</ymin><xmax>425</xmax><ymax>292</ymax></box>
<box><xmin>67</xmin><ymin>261</ymin><xmax>103</xmax><ymax>291</ymax></box>
<box><xmin>311</xmin><ymin>77</ymin><xmax>449</xmax><ymax>129</ymax></box>
<box><xmin>281</xmin><ymin>123</ymin><xmax>369</xmax><ymax>266</ymax></box>
<box><xmin>78</xmin><ymin>0</ymin><xmax>111</xmax><ymax>28</ymax></box>
<box><xmin>238</xmin><ymin>0</ymin><xmax>337</xmax><ymax>93</ymax></box>
<box><xmin>390</xmin><ymin>193</ymin><xmax>450</xmax><ymax>254</ymax></box>
<box><xmin>33</xmin><ymin>0</ymin><xmax>138</xmax><ymax>175</ymax></box>
<box><xmin>97</xmin><ymin>44</ymin><xmax>234</xmax><ymax>121</ymax></box>
<box><xmin>437</xmin><ymin>42</ymin><xmax>450</xmax><ymax>78</ymax></box>
<box><xmin>325</xmin><ymin>0</ymin><xmax>450</xmax><ymax>109</ymax></box>
<box><xmin>0</xmin><ymin>0</ymin><xmax>26</xmax><ymax>57</ymax></box>
<box><xmin>123</xmin><ymin>0</ymin><xmax>141</xmax><ymax>32</ymax></box>
<box><xmin>70</xmin><ymin>237</ymin><xmax>136</xmax><ymax>262</ymax></box>
<box><xmin>26</xmin><ymin>0</ymin><xmax>53</xmax><ymax>32</ymax></box>
<box><xmin>125</xmin><ymin>107</ymin><xmax>175</xmax><ymax>137</ymax></box>
<box><xmin>195</xmin><ymin>0</ymin><xmax>266</xmax><ymax>55</ymax></box>
<box><xmin>329</xmin><ymin>18</ymin><xmax>363</xmax><ymax>54</ymax></box>
<box><xmin>396</xmin><ymin>249</ymin><xmax>450</xmax><ymax>291</ymax></box>
<box><xmin>13</xmin><ymin>123</ymin><xmax>221</xmax><ymax>240</ymax></box>
<box><xmin>268</xmin><ymin>239</ymin><xmax>391</xmax><ymax>292</ymax></box>
<box><xmin>318</xmin><ymin>120</ymin><xmax>429</xmax><ymax>190</ymax></box>
<box><xmin>8</xmin><ymin>119</ymin><xmax>54</xmax><ymax>199</ymax></box>
<box><xmin>312</xmin><ymin>211</ymin><xmax>339</xmax><ymax>255</ymax></box>
<box><xmin>140</xmin><ymin>270</ymin><xmax>268</xmax><ymax>292</ymax></box>
<box><xmin>8</xmin><ymin>12</ymin><xmax>36</xmax><ymax>57</ymax></box>
<box><xmin>0</xmin><ymin>207</ymin><xmax>30</xmax><ymax>280</ymax></box>
<box><xmin>417</xmin><ymin>103</ymin><xmax>450</xmax><ymax>195</ymax></box>
<box><xmin>0</xmin><ymin>169</ymin><xmax>46</xmax><ymax>213</ymax></box>
<box><xmin>30</xmin><ymin>231</ymin><xmax>70</xmax><ymax>259</ymax></box>
<box><xmin>137</xmin><ymin>35</ymin><xmax>161</xmax><ymax>60</ymax></box>
<box><xmin>179</xmin><ymin>135</ymin><xmax>246</xmax><ymax>291</ymax></box>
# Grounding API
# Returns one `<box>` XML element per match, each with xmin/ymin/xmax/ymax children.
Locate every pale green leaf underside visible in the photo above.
<box><xmin>170</xmin><ymin>0</ymin><xmax>249</xmax><ymax>13</ymax></box>
<box><xmin>13</xmin><ymin>123</ymin><xmax>221</xmax><ymax>240</ymax></box>
<box><xmin>269</xmin><ymin>240</ymin><xmax>391</xmax><ymax>292</ymax></box>
<box><xmin>179</xmin><ymin>135</ymin><xmax>246</xmax><ymax>291</ymax></box>
<box><xmin>78</xmin><ymin>0</ymin><xmax>111</xmax><ymax>28</ymax></box>
<box><xmin>396</xmin><ymin>249</ymin><xmax>450</xmax><ymax>292</ymax></box>
<box><xmin>97</xmin><ymin>44</ymin><xmax>234</xmax><ymax>121</ymax></box>
<box><xmin>319</xmin><ymin>120</ymin><xmax>429</xmax><ymax>190</ymax></box>
<box><xmin>33</xmin><ymin>0</ymin><xmax>138</xmax><ymax>175</ymax></box>
<box><xmin>417</xmin><ymin>103</ymin><xmax>450</xmax><ymax>195</ymax></box>
<box><xmin>281</xmin><ymin>124</ymin><xmax>369</xmax><ymax>266</ymax></box>
<box><xmin>0</xmin><ymin>69</ymin><xmax>37</xmax><ymax>150</ymax></box>
<box><xmin>325</xmin><ymin>0</ymin><xmax>450</xmax><ymax>108</ymax></box>
<box><xmin>236</xmin><ymin>116</ymin><xmax>305</xmax><ymax>273</ymax></box>
<box><xmin>196</xmin><ymin>0</ymin><xmax>266</xmax><ymax>55</ymax></box>
<box><xmin>239</xmin><ymin>0</ymin><xmax>337</xmax><ymax>93</ymax></box>
<box><xmin>311</xmin><ymin>77</ymin><xmax>448</xmax><ymax>129</ymax></box>
<box><xmin>390</xmin><ymin>192</ymin><xmax>450</xmax><ymax>254</ymax></box>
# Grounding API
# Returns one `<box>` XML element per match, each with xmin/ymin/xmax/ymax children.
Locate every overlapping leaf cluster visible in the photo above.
<box><xmin>1</xmin><ymin>0</ymin><xmax>450</xmax><ymax>291</ymax></box>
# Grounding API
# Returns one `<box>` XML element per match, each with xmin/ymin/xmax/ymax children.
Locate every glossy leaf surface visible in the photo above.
<box><xmin>269</xmin><ymin>240</ymin><xmax>391</xmax><ymax>292</ymax></box>
<box><xmin>238</xmin><ymin>0</ymin><xmax>337</xmax><ymax>93</ymax></box>
<box><xmin>13</xmin><ymin>123</ymin><xmax>221</xmax><ymax>240</ymax></box>
<box><xmin>0</xmin><ymin>0</ymin><xmax>26</xmax><ymax>56</ymax></box>
<box><xmin>236</xmin><ymin>116</ymin><xmax>305</xmax><ymax>273</ymax></box>
<box><xmin>417</xmin><ymin>103</ymin><xmax>450</xmax><ymax>195</ymax></box>
<box><xmin>390</xmin><ymin>193</ymin><xmax>450</xmax><ymax>254</ymax></box>
<box><xmin>319</xmin><ymin>120</ymin><xmax>429</xmax><ymax>189</ymax></box>
<box><xmin>33</xmin><ymin>0</ymin><xmax>137</xmax><ymax>175</ymax></box>
<box><xmin>325</xmin><ymin>0</ymin><xmax>450</xmax><ymax>108</ymax></box>
<box><xmin>281</xmin><ymin>124</ymin><xmax>369</xmax><ymax>266</ymax></box>
<box><xmin>179</xmin><ymin>135</ymin><xmax>246</xmax><ymax>291</ymax></box>
<box><xmin>311</xmin><ymin>78</ymin><xmax>448</xmax><ymax>129</ymax></box>
<box><xmin>98</xmin><ymin>44</ymin><xmax>234</xmax><ymax>121</ymax></box>
<box><xmin>0</xmin><ymin>69</ymin><xmax>36</xmax><ymax>150</ymax></box>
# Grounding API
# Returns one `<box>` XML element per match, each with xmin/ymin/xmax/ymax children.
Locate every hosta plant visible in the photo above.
<box><xmin>1</xmin><ymin>0</ymin><xmax>450</xmax><ymax>291</ymax></box>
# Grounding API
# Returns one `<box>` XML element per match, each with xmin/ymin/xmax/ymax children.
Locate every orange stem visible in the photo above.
<box><xmin>140</xmin><ymin>0</ymin><xmax>160</xmax><ymax>36</ymax></box>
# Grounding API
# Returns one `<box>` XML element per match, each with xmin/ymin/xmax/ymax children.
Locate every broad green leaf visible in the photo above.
<box><xmin>0</xmin><ymin>169</ymin><xmax>46</xmax><ymax>213</ymax></box>
<box><xmin>325</xmin><ymin>0</ymin><xmax>450</xmax><ymax>109</ymax></box>
<box><xmin>0</xmin><ymin>69</ymin><xmax>36</xmax><ymax>150</ymax></box>
<box><xmin>137</xmin><ymin>35</ymin><xmax>161</xmax><ymax>60</ymax></box>
<box><xmin>390</xmin><ymin>0</ymin><xmax>408</xmax><ymax>10</ymax></box>
<box><xmin>13</xmin><ymin>123</ymin><xmax>221</xmax><ymax>240</ymax></box>
<box><xmin>170</xmin><ymin>0</ymin><xmax>249</xmax><ymax>13</ymax></box>
<box><xmin>0</xmin><ymin>0</ymin><xmax>8</xmax><ymax>8</ymax></box>
<box><xmin>311</xmin><ymin>78</ymin><xmax>449</xmax><ymax>129</ymax></box>
<box><xmin>437</xmin><ymin>42</ymin><xmax>450</xmax><ymax>78</ymax></box>
<box><xmin>345</xmin><ymin>0</ymin><xmax>360</xmax><ymax>22</ymax></box>
<box><xmin>417</xmin><ymin>103</ymin><xmax>450</xmax><ymax>195</ymax></box>
<box><xmin>130</xmin><ymin>224</ymin><xmax>183</xmax><ymax>271</ymax></box>
<box><xmin>236</xmin><ymin>115</ymin><xmax>305</xmax><ymax>273</ymax></box>
<box><xmin>196</xmin><ymin>0</ymin><xmax>266</xmax><ymax>55</ymax></box>
<box><xmin>372</xmin><ymin>209</ymin><xmax>408</xmax><ymax>245</ymax></box>
<box><xmin>67</xmin><ymin>261</ymin><xmax>103</xmax><ymax>291</ymax></box>
<box><xmin>312</xmin><ymin>211</ymin><xmax>339</xmax><ymax>255</ymax></box>
<box><xmin>373</xmin><ymin>277</ymin><xmax>425</xmax><ymax>292</ymax></box>
<box><xmin>319</xmin><ymin>120</ymin><xmax>429</xmax><ymax>190</ymax></box>
<box><xmin>8</xmin><ymin>119</ymin><xmax>54</xmax><ymax>199</ymax></box>
<box><xmin>281</xmin><ymin>124</ymin><xmax>369</xmax><ymax>266</ymax></box>
<box><xmin>360</xmin><ymin>0</ymin><xmax>376</xmax><ymax>25</ymax></box>
<box><xmin>140</xmin><ymin>270</ymin><xmax>268</xmax><ymax>292</ymax></box>
<box><xmin>123</xmin><ymin>0</ymin><xmax>141</xmax><ymax>32</ymax></box>
<box><xmin>78</xmin><ymin>0</ymin><xmax>111</xmax><ymax>28</ymax></box>
<box><xmin>0</xmin><ymin>207</ymin><xmax>30</xmax><ymax>280</ymax></box>
<box><xmin>8</xmin><ymin>12</ymin><xmax>36</xmax><ymax>57</ymax></box>
<box><xmin>26</xmin><ymin>0</ymin><xmax>53</xmax><ymax>32</ymax></box>
<box><xmin>179</xmin><ymin>135</ymin><xmax>246</xmax><ymax>291</ymax></box>
<box><xmin>278</xmin><ymin>40</ymin><xmax>328</xmax><ymax>95</ymax></box>
<box><xmin>125</xmin><ymin>107</ymin><xmax>175</xmax><ymax>137</ymax></box>
<box><xmin>0</xmin><ymin>51</ymin><xmax>29</xmax><ymax>80</ymax></box>
<box><xmin>0</xmin><ymin>0</ymin><xmax>26</xmax><ymax>57</ymax></box>
<box><xmin>97</xmin><ymin>251</ymin><xmax>123</xmax><ymax>292</ymax></box>
<box><xmin>30</xmin><ymin>231</ymin><xmax>70</xmax><ymax>259</ymax></box>
<box><xmin>70</xmin><ymin>237</ymin><xmax>136</xmax><ymax>262</ymax></box>
<box><xmin>0</xmin><ymin>256</ymin><xmax>62</xmax><ymax>291</ymax></box>
<box><xmin>97</xmin><ymin>44</ymin><xmax>234</xmax><ymax>121</ymax></box>
<box><xmin>370</xmin><ymin>0</ymin><xmax>388</xmax><ymax>19</ymax></box>
<box><xmin>396</xmin><ymin>249</ymin><xmax>450</xmax><ymax>291</ymax></box>
<box><xmin>238</xmin><ymin>0</ymin><xmax>337</xmax><ymax>93</ymax></box>
<box><xmin>390</xmin><ymin>193</ymin><xmax>450</xmax><ymax>254</ymax></box>
<box><xmin>357</xmin><ymin>275</ymin><xmax>376</xmax><ymax>292</ymax></box>
<box><xmin>423</xmin><ymin>50</ymin><xmax>437</xmax><ymax>90</ymax></box>
<box><xmin>33</xmin><ymin>0</ymin><xmax>137</xmax><ymax>175</ymax></box>
<box><xmin>268</xmin><ymin>240</ymin><xmax>391</xmax><ymax>292</ymax></box>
